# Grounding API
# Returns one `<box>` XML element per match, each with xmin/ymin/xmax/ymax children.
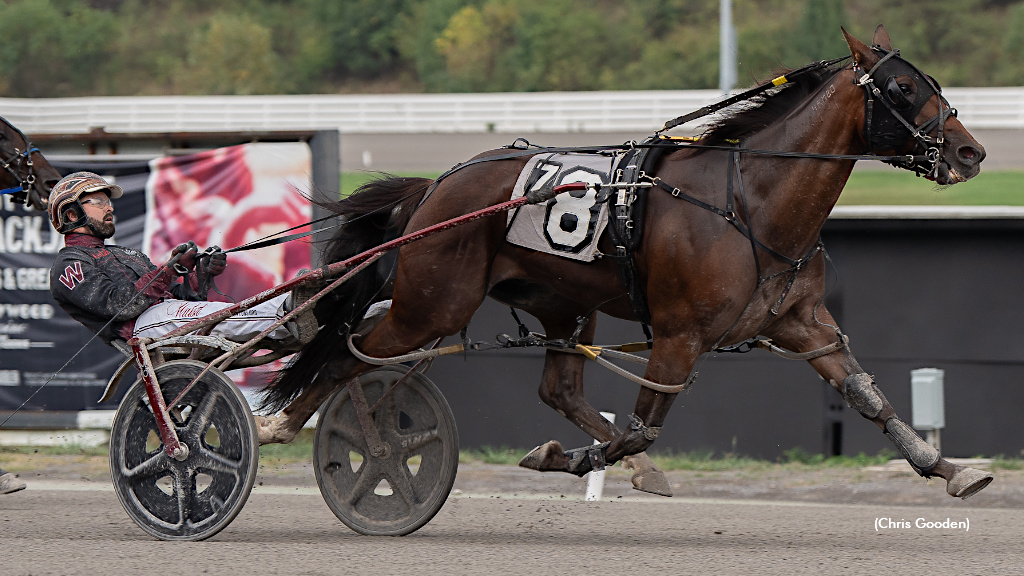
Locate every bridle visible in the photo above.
<box><xmin>0</xmin><ymin>116</ymin><xmax>42</xmax><ymax>206</ymax></box>
<box><xmin>853</xmin><ymin>45</ymin><xmax>957</xmax><ymax>179</ymax></box>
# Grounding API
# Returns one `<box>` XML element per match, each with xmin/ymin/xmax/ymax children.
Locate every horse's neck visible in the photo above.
<box><xmin>742</xmin><ymin>73</ymin><xmax>864</xmax><ymax>256</ymax></box>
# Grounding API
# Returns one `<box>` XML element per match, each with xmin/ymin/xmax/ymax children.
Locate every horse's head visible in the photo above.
<box><xmin>0</xmin><ymin>116</ymin><xmax>61</xmax><ymax>211</ymax></box>
<box><xmin>843</xmin><ymin>25</ymin><xmax>985</xmax><ymax>185</ymax></box>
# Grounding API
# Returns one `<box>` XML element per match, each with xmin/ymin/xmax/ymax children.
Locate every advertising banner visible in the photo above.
<box><xmin>0</xmin><ymin>142</ymin><xmax>312</xmax><ymax>412</ymax></box>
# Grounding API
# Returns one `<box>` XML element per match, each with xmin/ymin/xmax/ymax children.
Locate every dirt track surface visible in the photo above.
<box><xmin>2</xmin><ymin>460</ymin><xmax>1022</xmax><ymax>575</ymax></box>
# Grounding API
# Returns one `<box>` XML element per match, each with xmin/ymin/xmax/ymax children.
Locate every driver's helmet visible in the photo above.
<box><xmin>47</xmin><ymin>172</ymin><xmax>123</xmax><ymax>233</ymax></box>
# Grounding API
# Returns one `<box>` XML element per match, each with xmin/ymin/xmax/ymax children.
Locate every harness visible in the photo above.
<box><xmin>233</xmin><ymin>51</ymin><xmax>960</xmax><ymax>378</ymax></box>
<box><xmin>852</xmin><ymin>45</ymin><xmax>955</xmax><ymax>179</ymax></box>
<box><xmin>605</xmin><ymin>141</ymin><xmax>659</xmax><ymax>328</ymax></box>
<box><xmin>0</xmin><ymin>117</ymin><xmax>41</xmax><ymax>205</ymax></box>
<box><xmin>585</xmin><ymin>50</ymin><xmax>959</xmax><ymax>352</ymax></box>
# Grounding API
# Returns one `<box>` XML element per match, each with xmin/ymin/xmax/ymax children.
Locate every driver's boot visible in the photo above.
<box><xmin>283</xmin><ymin>269</ymin><xmax>320</xmax><ymax>347</ymax></box>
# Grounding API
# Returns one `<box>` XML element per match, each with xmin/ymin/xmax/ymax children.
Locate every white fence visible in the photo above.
<box><xmin>2</xmin><ymin>87</ymin><xmax>1023</xmax><ymax>135</ymax></box>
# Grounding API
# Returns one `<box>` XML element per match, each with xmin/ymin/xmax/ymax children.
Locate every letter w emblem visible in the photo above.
<box><xmin>59</xmin><ymin>262</ymin><xmax>84</xmax><ymax>290</ymax></box>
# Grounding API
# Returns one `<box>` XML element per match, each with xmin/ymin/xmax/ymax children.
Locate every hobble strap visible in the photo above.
<box><xmin>628</xmin><ymin>413</ymin><xmax>661</xmax><ymax>441</ymax></box>
<box><xmin>564</xmin><ymin>441</ymin><xmax>610</xmax><ymax>477</ymax></box>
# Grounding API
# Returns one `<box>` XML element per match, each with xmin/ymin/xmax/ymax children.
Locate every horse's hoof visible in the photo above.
<box><xmin>946</xmin><ymin>466</ymin><xmax>994</xmax><ymax>499</ymax></box>
<box><xmin>518</xmin><ymin>441</ymin><xmax>567</xmax><ymax>471</ymax></box>
<box><xmin>621</xmin><ymin>453</ymin><xmax>673</xmax><ymax>497</ymax></box>
<box><xmin>254</xmin><ymin>414</ymin><xmax>295</xmax><ymax>445</ymax></box>
<box><xmin>631</xmin><ymin>469</ymin><xmax>673</xmax><ymax>497</ymax></box>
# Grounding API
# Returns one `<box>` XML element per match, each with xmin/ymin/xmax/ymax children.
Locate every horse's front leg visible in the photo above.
<box><xmin>770</xmin><ymin>306</ymin><xmax>993</xmax><ymax>499</ymax></box>
<box><xmin>516</xmin><ymin>310</ymin><xmax>672</xmax><ymax>495</ymax></box>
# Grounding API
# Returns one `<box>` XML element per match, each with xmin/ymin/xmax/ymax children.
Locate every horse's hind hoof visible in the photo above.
<box><xmin>254</xmin><ymin>414</ymin><xmax>296</xmax><ymax>445</ymax></box>
<box><xmin>631</xmin><ymin>469</ymin><xmax>673</xmax><ymax>497</ymax></box>
<box><xmin>946</xmin><ymin>466</ymin><xmax>994</xmax><ymax>499</ymax></box>
<box><xmin>518</xmin><ymin>441</ymin><xmax>568</xmax><ymax>471</ymax></box>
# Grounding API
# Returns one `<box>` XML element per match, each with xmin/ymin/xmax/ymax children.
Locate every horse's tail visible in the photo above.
<box><xmin>260</xmin><ymin>175</ymin><xmax>431</xmax><ymax>413</ymax></box>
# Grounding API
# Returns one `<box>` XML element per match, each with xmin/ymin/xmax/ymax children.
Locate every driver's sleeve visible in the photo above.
<box><xmin>51</xmin><ymin>252</ymin><xmax>172</xmax><ymax>321</ymax></box>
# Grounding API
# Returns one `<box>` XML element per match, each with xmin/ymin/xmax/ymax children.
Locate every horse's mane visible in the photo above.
<box><xmin>698</xmin><ymin>64</ymin><xmax>846</xmax><ymax>147</ymax></box>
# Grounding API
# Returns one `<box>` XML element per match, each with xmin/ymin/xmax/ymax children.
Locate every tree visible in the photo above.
<box><xmin>999</xmin><ymin>2</ymin><xmax>1024</xmax><ymax>85</ymax></box>
<box><xmin>790</xmin><ymin>0</ymin><xmax>848</xmax><ymax>63</ymax></box>
<box><xmin>0</xmin><ymin>0</ymin><xmax>118</xmax><ymax>97</ymax></box>
<box><xmin>182</xmin><ymin>13</ymin><xmax>280</xmax><ymax>95</ymax></box>
<box><xmin>396</xmin><ymin>0</ymin><xmax>475</xmax><ymax>91</ymax></box>
<box><xmin>307</xmin><ymin>0</ymin><xmax>412</xmax><ymax>80</ymax></box>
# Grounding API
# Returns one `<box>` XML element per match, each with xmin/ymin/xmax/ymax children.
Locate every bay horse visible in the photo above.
<box><xmin>0</xmin><ymin>116</ymin><xmax>59</xmax><ymax>210</ymax></box>
<box><xmin>260</xmin><ymin>26</ymin><xmax>993</xmax><ymax>499</ymax></box>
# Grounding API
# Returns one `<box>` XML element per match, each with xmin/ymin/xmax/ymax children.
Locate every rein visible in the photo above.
<box><xmin>221</xmin><ymin>53</ymin><xmax>946</xmax><ymax>371</ymax></box>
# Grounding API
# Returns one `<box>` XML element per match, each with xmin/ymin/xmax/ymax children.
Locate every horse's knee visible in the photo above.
<box><xmin>840</xmin><ymin>373</ymin><xmax>891</xmax><ymax>420</ymax></box>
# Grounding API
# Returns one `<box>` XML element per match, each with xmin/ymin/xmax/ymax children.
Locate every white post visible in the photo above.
<box><xmin>585</xmin><ymin>412</ymin><xmax>616</xmax><ymax>502</ymax></box>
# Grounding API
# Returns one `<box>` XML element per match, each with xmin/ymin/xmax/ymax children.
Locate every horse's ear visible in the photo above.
<box><xmin>843</xmin><ymin>26</ymin><xmax>877</xmax><ymax>67</ymax></box>
<box><xmin>871</xmin><ymin>24</ymin><xmax>893</xmax><ymax>51</ymax></box>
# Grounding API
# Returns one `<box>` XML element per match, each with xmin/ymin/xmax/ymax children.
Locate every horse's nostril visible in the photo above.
<box><xmin>958</xmin><ymin>146</ymin><xmax>981</xmax><ymax>164</ymax></box>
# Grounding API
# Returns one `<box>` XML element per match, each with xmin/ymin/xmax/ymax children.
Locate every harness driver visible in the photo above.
<box><xmin>47</xmin><ymin>172</ymin><xmax>318</xmax><ymax>349</ymax></box>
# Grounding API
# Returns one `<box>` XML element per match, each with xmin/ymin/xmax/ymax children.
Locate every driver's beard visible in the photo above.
<box><xmin>89</xmin><ymin>216</ymin><xmax>115</xmax><ymax>239</ymax></box>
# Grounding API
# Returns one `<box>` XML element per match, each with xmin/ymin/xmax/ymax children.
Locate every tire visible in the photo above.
<box><xmin>109</xmin><ymin>360</ymin><xmax>259</xmax><ymax>541</ymax></box>
<box><xmin>314</xmin><ymin>366</ymin><xmax>459</xmax><ymax>536</ymax></box>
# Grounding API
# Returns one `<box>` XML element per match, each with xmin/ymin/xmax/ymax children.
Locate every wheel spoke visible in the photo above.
<box><xmin>186</xmin><ymin>389</ymin><xmax>223</xmax><ymax>433</ymax></box>
<box><xmin>196</xmin><ymin>447</ymin><xmax>244</xmax><ymax>476</ymax></box>
<box><xmin>384</xmin><ymin>462</ymin><xmax>419</xmax><ymax>507</ymax></box>
<box><xmin>122</xmin><ymin>451</ymin><xmax>169</xmax><ymax>480</ymax></box>
<box><xmin>376</xmin><ymin>387</ymin><xmax>399</xmax><ymax>436</ymax></box>
<box><xmin>398</xmin><ymin>427</ymin><xmax>440</xmax><ymax>453</ymax></box>
<box><xmin>344</xmin><ymin>461</ymin><xmax>379</xmax><ymax>506</ymax></box>
<box><xmin>173</xmin><ymin>468</ymin><xmax>194</xmax><ymax>528</ymax></box>
<box><xmin>332</xmin><ymin>419</ymin><xmax>369</xmax><ymax>450</ymax></box>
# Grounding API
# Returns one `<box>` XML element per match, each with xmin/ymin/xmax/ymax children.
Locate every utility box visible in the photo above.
<box><xmin>911</xmin><ymin>368</ymin><xmax>945</xmax><ymax>430</ymax></box>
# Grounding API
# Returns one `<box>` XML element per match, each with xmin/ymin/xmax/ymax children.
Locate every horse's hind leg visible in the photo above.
<box><xmin>256</xmin><ymin>356</ymin><xmax>364</xmax><ymax>444</ymax></box>
<box><xmin>516</xmin><ymin>309</ymin><xmax>672</xmax><ymax>496</ymax></box>
<box><xmin>259</xmin><ymin>280</ymin><xmax>488</xmax><ymax>444</ymax></box>
<box><xmin>770</xmin><ymin>306</ymin><xmax>993</xmax><ymax>499</ymax></box>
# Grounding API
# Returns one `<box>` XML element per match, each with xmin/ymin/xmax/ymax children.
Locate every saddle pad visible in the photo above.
<box><xmin>507</xmin><ymin>152</ymin><xmax>623</xmax><ymax>262</ymax></box>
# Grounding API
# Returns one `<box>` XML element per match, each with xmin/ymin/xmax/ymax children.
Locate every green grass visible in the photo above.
<box><xmin>839</xmin><ymin>170</ymin><xmax>1024</xmax><ymax>206</ymax></box>
<box><xmin>988</xmin><ymin>455</ymin><xmax>1024</xmax><ymax>471</ymax></box>
<box><xmin>341</xmin><ymin>170</ymin><xmax>1024</xmax><ymax>206</ymax></box>
<box><xmin>458</xmin><ymin>445</ymin><xmax>902</xmax><ymax>471</ymax></box>
<box><xmin>341</xmin><ymin>171</ymin><xmax>440</xmax><ymax>198</ymax></box>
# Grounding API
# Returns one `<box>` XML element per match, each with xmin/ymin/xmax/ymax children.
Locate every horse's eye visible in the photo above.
<box><xmin>899</xmin><ymin>83</ymin><xmax>913</xmax><ymax>95</ymax></box>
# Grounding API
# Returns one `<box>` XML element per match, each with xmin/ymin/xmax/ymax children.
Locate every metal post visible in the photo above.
<box><xmin>719</xmin><ymin>0</ymin><xmax>737</xmax><ymax>94</ymax></box>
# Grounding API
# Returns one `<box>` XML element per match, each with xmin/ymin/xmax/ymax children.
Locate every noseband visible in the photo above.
<box><xmin>0</xmin><ymin>116</ymin><xmax>41</xmax><ymax>205</ymax></box>
<box><xmin>853</xmin><ymin>46</ymin><xmax>956</xmax><ymax>179</ymax></box>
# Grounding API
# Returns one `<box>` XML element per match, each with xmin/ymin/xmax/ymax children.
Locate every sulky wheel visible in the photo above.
<box><xmin>109</xmin><ymin>360</ymin><xmax>259</xmax><ymax>541</ymax></box>
<box><xmin>314</xmin><ymin>365</ymin><xmax>459</xmax><ymax>536</ymax></box>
